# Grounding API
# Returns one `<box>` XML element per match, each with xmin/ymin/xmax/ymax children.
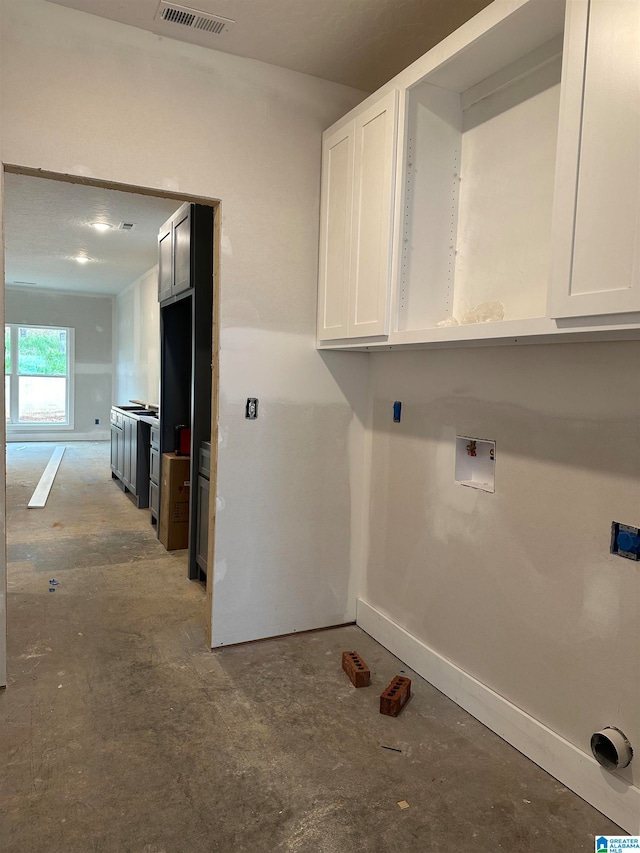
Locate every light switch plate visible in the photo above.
<box><xmin>245</xmin><ymin>398</ymin><xmax>258</xmax><ymax>419</ymax></box>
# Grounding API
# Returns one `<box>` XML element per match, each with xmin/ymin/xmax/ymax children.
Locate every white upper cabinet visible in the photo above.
<box><xmin>550</xmin><ymin>0</ymin><xmax>640</xmax><ymax>318</ymax></box>
<box><xmin>349</xmin><ymin>91</ymin><xmax>399</xmax><ymax>337</ymax></box>
<box><xmin>317</xmin><ymin>0</ymin><xmax>640</xmax><ymax>349</ymax></box>
<box><xmin>317</xmin><ymin>121</ymin><xmax>354</xmax><ymax>340</ymax></box>
<box><xmin>317</xmin><ymin>90</ymin><xmax>398</xmax><ymax>340</ymax></box>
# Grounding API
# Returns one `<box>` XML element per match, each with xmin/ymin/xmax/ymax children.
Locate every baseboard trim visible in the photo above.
<box><xmin>7</xmin><ymin>432</ymin><xmax>109</xmax><ymax>442</ymax></box>
<box><xmin>357</xmin><ymin>598</ymin><xmax>639</xmax><ymax>834</ymax></box>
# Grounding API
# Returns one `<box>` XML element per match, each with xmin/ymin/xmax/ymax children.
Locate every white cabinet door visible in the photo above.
<box><xmin>550</xmin><ymin>0</ymin><xmax>640</xmax><ymax>318</ymax></box>
<box><xmin>318</xmin><ymin>90</ymin><xmax>399</xmax><ymax>341</ymax></box>
<box><xmin>349</xmin><ymin>90</ymin><xmax>399</xmax><ymax>337</ymax></box>
<box><xmin>317</xmin><ymin>121</ymin><xmax>354</xmax><ymax>340</ymax></box>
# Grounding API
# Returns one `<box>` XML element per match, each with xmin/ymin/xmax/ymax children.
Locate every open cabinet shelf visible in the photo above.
<box><xmin>398</xmin><ymin>34</ymin><xmax>563</xmax><ymax>332</ymax></box>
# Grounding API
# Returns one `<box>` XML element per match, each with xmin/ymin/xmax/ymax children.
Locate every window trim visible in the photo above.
<box><xmin>5</xmin><ymin>324</ymin><xmax>75</xmax><ymax>431</ymax></box>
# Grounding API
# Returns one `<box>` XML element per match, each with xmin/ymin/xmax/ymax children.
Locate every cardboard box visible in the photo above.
<box><xmin>159</xmin><ymin>453</ymin><xmax>191</xmax><ymax>551</ymax></box>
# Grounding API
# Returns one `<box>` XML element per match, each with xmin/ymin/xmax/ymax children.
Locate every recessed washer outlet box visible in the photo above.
<box><xmin>455</xmin><ymin>436</ymin><xmax>495</xmax><ymax>493</ymax></box>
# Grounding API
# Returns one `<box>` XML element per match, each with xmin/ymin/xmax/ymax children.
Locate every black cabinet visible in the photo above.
<box><xmin>159</xmin><ymin>202</ymin><xmax>214</xmax><ymax>579</ymax></box>
<box><xmin>158</xmin><ymin>220</ymin><xmax>173</xmax><ymax>303</ymax></box>
<box><xmin>110</xmin><ymin>423</ymin><xmax>123</xmax><ymax>478</ymax></box>
<box><xmin>123</xmin><ymin>415</ymin><xmax>137</xmax><ymax>492</ymax></box>
<box><xmin>158</xmin><ymin>203</ymin><xmax>193</xmax><ymax>303</ymax></box>
<box><xmin>195</xmin><ymin>443</ymin><xmax>211</xmax><ymax>578</ymax></box>
<box><xmin>149</xmin><ymin>424</ymin><xmax>160</xmax><ymax>526</ymax></box>
<box><xmin>110</xmin><ymin>409</ymin><xmax>124</xmax><ymax>479</ymax></box>
<box><xmin>110</xmin><ymin>406</ymin><xmax>153</xmax><ymax>508</ymax></box>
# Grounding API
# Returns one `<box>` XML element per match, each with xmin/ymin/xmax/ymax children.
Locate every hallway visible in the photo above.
<box><xmin>1</xmin><ymin>443</ymin><xmax>622</xmax><ymax>851</ymax></box>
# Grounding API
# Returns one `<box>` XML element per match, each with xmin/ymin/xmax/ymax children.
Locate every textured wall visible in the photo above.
<box><xmin>5</xmin><ymin>285</ymin><xmax>113</xmax><ymax>439</ymax></box>
<box><xmin>365</xmin><ymin>341</ymin><xmax>640</xmax><ymax>789</ymax></box>
<box><xmin>115</xmin><ymin>266</ymin><xmax>159</xmax><ymax>407</ymax></box>
<box><xmin>0</xmin><ymin>0</ymin><xmax>368</xmax><ymax>644</ymax></box>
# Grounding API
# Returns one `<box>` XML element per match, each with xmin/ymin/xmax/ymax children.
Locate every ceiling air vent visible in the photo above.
<box><xmin>155</xmin><ymin>2</ymin><xmax>235</xmax><ymax>36</ymax></box>
<box><xmin>118</xmin><ymin>222</ymin><xmax>136</xmax><ymax>231</ymax></box>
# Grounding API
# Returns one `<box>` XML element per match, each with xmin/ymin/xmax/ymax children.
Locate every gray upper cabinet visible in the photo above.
<box><xmin>173</xmin><ymin>205</ymin><xmax>191</xmax><ymax>295</ymax></box>
<box><xmin>158</xmin><ymin>202</ymin><xmax>193</xmax><ymax>303</ymax></box>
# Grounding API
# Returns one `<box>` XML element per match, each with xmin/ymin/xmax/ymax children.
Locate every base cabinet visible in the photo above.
<box><xmin>149</xmin><ymin>424</ymin><xmax>160</xmax><ymax>526</ymax></box>
<box><xmin>195</xmin><ymin>442</ymin><xmax>211</xmax><ymax>578</ymax></box>
<box><xmin>196</xmin><ymin>475</ymin><xmax>209</xmax><ymax>576</ymax></box>
<box><xmin>110</xmin><ymin>422</ymin><xmax>123</xmax><ymax>479</ymax></box>
<box><xmin>110</xmin><ymin>407</ymin><xmax>152</xmax><ymax>508</ymax></box>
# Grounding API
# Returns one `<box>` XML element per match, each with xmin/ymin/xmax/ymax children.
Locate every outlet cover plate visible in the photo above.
<box><xmin>610</xmin><ymin>521</ymin><xmax>640</xmax><ymax>560</ymax></box>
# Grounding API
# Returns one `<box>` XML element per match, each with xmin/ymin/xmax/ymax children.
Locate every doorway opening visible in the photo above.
<box><xmin>2</xmin><ymin>166</ymin><xmax>220</xmax><ymax>678</ymax></box>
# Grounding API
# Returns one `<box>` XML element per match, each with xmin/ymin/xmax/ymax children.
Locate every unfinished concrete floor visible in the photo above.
<box><xmin>1</xmin><ymin>441</ymin><xmax>623</xmax><ymax>852</ymax></box>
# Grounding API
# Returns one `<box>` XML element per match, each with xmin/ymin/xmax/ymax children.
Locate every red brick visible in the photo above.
<box><xmin>380</xmin><ymin>675</ymin><xmax>411</xmax><ymax>716</ymax></box>
<box><xmin>342</xmin><ymin>650</ymin><xmax>371</xmax><ymax>688</ymax></box>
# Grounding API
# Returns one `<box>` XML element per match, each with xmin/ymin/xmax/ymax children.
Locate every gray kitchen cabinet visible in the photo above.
<box><xmin>149</xmin><ymin>424</ymin><xmax>160</xmax><ymax>526</ymax></box>
<box><xmin>110</xmin><ymin>406</ymin><xmax>153</xmax><ymax>508</ymax></box>
<box><xmin>122</xmin><ymin>414</ymin><xmax>137</xmax><ymax>492</ymax></box>
<box><xmin>158</xmin><ymin>203</ymin><xmax>193</xmax><ymax>303</ymax></box>
<box><xmin>158</xmin><ymin>202</ymin><xmax>213</xmax><ymax>580</ymax></box>
<box><xmin>110</xmin><ymin>408</ymin><xmax>124</xmax><ymax>479</ymax></box>
<box><xmin>195</xmin><ymin>442</ymin><xmax>211</xmax><ymax>578</ymax></box>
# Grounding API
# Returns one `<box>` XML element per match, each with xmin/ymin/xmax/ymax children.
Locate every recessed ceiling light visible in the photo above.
<box><xmin>75</xmin><ymin>256</ymin><xmax>90</xmax><ymax>264</ymax></box>
<box><xmin>91</xmin><ymin>222</ymin><xmax>112</xmax><ymax>232</ymax></box>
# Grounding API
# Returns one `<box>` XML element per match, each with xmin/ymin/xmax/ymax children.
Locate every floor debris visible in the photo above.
<box><xmin>380</xmin><ymin>675</ymin><xmax>412</xmax><ymax>717</ymax></box>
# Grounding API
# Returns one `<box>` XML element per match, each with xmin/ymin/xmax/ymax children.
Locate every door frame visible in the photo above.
<box><xmin>0</xmin><ymin>164</ymin><xmax>221</xmax><ymax>685</ymax></box>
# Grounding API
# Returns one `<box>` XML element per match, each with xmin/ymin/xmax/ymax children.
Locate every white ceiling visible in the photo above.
<box><xmin>4</xmin><ymin>173</ymin><xmax>182</xmax><ymax>295</ymax></box>
<box><xmin>45</xmin><ymin>0</ymin><xmax>492</xmax><ymax>92</ymax></box>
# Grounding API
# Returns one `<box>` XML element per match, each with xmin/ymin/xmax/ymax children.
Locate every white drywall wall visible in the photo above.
<box><xmin>115</xmin><ymin>266</ymin><xmax>160</xmax><ymax>407</ymax></box>
<box><xmin>0</xmin><ymin>171</ymin><xmax>6</xmax><ymax>687</ymax></box>
<box><xmin>5</xmin><ymin>285</ymin><xmax>113</xmax><ymax>440</ymax></box>
<box><xmin>0</xmin><ymin>0</ymin><xmax>369</xmax><ymax>644</ymax></box>
<box><xmin>364</xmin><ymin>342</ymin><xmax>640</xmax><ymax>791</ymax></box>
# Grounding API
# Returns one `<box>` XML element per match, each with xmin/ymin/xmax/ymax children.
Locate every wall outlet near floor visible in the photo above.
<box><xmin>95</xmin><ymin>418</ymin><xmax>100</xmax><ymax>425</ymax></box>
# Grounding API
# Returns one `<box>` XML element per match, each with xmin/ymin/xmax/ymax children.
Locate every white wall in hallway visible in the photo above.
<box><xmin>115</xmin><ymin>266</ymin><xmax>160</xmax><ymax>408</ymax></box>
<box><xmin>363</xmin><ymin>341</ymin><xmax>640</xmax><ymax>799</ymax></box>
<box><xmin>5</xmin><ymin>285</ymin><xmax>113</xmax><ymax>440</ymax></box>
<box><xmin>0</xmin><ymin>0</ymin><xmax>369</xmax><ymax>644</ymax></box>
<box><xmin>0</xmin><ymin>172</ymin><xmax>6</xmax><ymax>686</ymax></box>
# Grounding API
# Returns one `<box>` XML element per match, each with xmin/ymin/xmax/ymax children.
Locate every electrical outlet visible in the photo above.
<box><xmin>393</xmin><ymin>401</ymin><xmax>402</xmax><ymax>423</ymax></box>
<box><xmin>95</xmin><ymin>418</ymin><xmax>100</xmax><ymax>425</ymax></box>
<box><xmin>610</xmin><ymin>521</ymin><xmax>640</xmax><ymax>560</ymax></box>
<box><xmin>245</xmin><ymin>398</ymin><xmax>258</xmax><ymax>420</ymax></box>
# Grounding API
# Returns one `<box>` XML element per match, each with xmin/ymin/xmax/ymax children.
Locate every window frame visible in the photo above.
<box><xmin>5</xmin><ymin>323</ymin><xmax>75</xmax><ymax>430</ymax></box>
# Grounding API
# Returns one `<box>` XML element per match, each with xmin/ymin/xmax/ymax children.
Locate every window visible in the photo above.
<box><xmin>5</xmin><ymin>324</ymin><xmax>74</xmax><ymax>427</ymax></box>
